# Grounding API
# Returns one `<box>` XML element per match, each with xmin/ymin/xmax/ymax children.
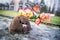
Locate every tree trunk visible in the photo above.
<box><xmin>14</xmin><ymin>0</ymin><xmax>19</xmax><ymax>11</ymax></box>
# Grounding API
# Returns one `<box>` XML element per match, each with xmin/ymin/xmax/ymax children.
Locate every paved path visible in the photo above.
<box><xmin>0</xmin><ymin>16</ymin><xmax>60</xmax><ymax>40</ymax></box>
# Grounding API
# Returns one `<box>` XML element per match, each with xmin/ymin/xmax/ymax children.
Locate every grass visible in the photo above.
<box><xmin>0</xmin><ymin>10</ymin><xmax>19</xmax><ymax>17</ymax></box>
<box><xmin>51</xmin><ymin>16</ymin><xmax>60</xmax><ymax>25</ymax></box>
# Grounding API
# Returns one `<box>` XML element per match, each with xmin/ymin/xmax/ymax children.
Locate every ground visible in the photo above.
<box><xmin>0</xmin><ymin>16</ymin><xmax>60</xmax><ymax>40</ymax></box>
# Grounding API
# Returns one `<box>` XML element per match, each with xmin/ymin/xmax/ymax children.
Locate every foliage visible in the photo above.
<box><xmin>40</xmin><ymin>0</ymin><xmax>47</xmax><ymax>13</ymax></box>
<box><xmin>30</xmin><ymin>14</ymin><xmax>40</xmax><ymax>19</ymax></box>
<box><xmin>40</xmin><ymin>0</ymin><xmax>45</xmax><ymax>5</ymax></box>
<box><xmin>40</xmin><ymin>5</ymin><xmax>47</xmax><ymax>13</ymax></box>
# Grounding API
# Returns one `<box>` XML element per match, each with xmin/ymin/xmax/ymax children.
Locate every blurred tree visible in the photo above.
<box><xmin>51</xmin><ymin>2</ymin><xmax>55</xmax><ymax>14</ymax></box>
<box><xmin>40</xmin><ymin>0</ymin><xmax>47</xmax><ymax>13</ymax></box>
<box><xmin>55</xmin><ymin>0</ymin><xmax>60</xmax><ymax>16</ymax></box>
<box><xmin>48</xmin><ymin>6</ymin><xmax>51</xmax><ymax>13</ymax></box>
<box><xmin>55</xmin><ymin>8</ymin><xmax>60</xmax><ymax>16</ymax></box>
